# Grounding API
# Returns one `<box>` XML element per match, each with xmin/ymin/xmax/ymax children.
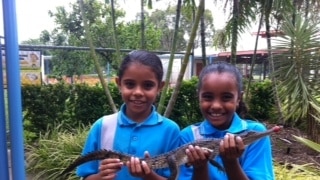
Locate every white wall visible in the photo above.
<box><xmin>158</xmin><ymin>54</ymin><xmax>191</xmax><ymax>86</ymax></box>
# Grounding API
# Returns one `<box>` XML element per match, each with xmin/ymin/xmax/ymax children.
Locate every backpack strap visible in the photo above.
<box><xmin>191</xmin><ymin>124</ymin><xmax>204</xmax><ymax>140</ymax></box>
<box><xmin>100</xmin><ymin>112</ymin><xmax>119</xmax><ymax>149</ymax></box>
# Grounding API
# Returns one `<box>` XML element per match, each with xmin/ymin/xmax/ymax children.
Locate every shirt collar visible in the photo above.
<box><xmin>199</xmin><ymin>113</ymin><xmax>248</xmax><ymax>137</ymax></box>
<box><xmin>118</xmin><ymin>104</ymin><xmax>163</xmax><ymax>126</ymax></box>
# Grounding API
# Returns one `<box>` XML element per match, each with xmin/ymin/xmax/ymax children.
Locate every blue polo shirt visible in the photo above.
<box><xmin>76</xmin><ymin>104</ymin><xmax>180</xmax><ymax>180</ymax></box>
<box><xmin>179</xmin><ymin>113</ymin><xmax>275</xmax><ymax>180</ymax></box>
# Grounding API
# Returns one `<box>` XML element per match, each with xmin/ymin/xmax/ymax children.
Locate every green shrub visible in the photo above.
<box><xmin>22</xmin><ymin>79</ymin><xmax>201</xmax><ymax>139</ymax></box>
<box><xmin>274</xmin><ymin>162</ymin><xmax>320</xmax><ymax>179</ymax></box>
<box><xmin>26</xmin><ymin>124</ymin><xmax>320</xmax><ymax>179</ymax></box>
<box><xmin>22</xmin><ymin>82</ymin><xmax>121</xmax><ymax>141</ymax></box>
<box><xmin>246</xmin><ymin>79</ymin><xmax>276</xmax><ymax>121</ymax></box>
<box><xmin>22</xmin><ymin>83</ymin><xmax>71</xmax><ymax>133</ymax></box>
<box><xmin>22</xmin><ymin>79</ymin><xmax>279</xmax><ymax>141</ymax></box>
<box><xmin>168</xmin><ymin>76</ymin><xmax>202</xmax><ymax>129</ymax></box>
<box><xmin>26</xmin><ymin>124</ymin><xmax>89</xmax><ymax>180</ymax></box>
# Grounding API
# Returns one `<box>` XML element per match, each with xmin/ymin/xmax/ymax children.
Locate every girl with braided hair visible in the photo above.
<box><xmin>179</xmin><ymin>61</ymin><xmax>274</xmax><ymax>180</ymax></box>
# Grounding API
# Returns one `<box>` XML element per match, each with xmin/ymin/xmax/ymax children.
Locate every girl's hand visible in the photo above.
<box><xmin>98</xmin><ymin>158</ymin><xmax>123</xmax><ymax>180</ymax></box>
<box><xmin>185</xmin><ymin>145</ymin><xmax>209</xmax><ymax>169</ymax></box>
<box><xmin>126</xmin><ymin>151</ymin><xmax>152</xmax><ymax>178</ymax></box>
<box><xmin>219</xmin><ymin>133</ymin><xmax>245</xmax><ymax>160</ymax></box>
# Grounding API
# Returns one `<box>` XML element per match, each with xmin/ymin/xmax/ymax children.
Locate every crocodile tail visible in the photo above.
<box><xmin>58</xmin><ymin>149</ymin><xmax>122</xmax><ymax>178</ymax></box>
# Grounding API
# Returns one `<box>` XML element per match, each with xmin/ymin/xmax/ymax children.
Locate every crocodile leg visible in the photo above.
<box><xmin>167</xmin><ymin>155</ymin><xmax>179</xmax><ymax>180</ymax></box>
<box><xmin>206</xmin><ymin>148</ymin><xmax>225</xmax><ymax>172</ymax></box>
<box><xmin>208</xmin><ymin>158</ymin><xmax>225</xmax><ymax>172</ymax></box>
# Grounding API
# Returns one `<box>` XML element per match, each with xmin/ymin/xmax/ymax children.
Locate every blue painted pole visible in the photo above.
<box><xmin>0</xmin><ymin>36</ymin><xmax>10</xmax><ymax>180</ymax></box>
<box><xmin>3</xmin><ymin>0</ymin><xmax>26</xmax><ymax>179</ymax></box>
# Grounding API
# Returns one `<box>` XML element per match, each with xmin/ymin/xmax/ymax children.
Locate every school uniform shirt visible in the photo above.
<box><xmin>76</xmin><ymin>104</ymin><xmax>180</xmax><ymax>180</ymax></box>
<box><xmin>178</xmin><ymin>113</ymin><xmax>275</xmax><ymax>180</ymax></box>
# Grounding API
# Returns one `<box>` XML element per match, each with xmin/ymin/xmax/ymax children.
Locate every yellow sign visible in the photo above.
<box><xmin>1</xmin><ymin>50</ymin><xmax>42</xmax><ymax>86</ymax></box>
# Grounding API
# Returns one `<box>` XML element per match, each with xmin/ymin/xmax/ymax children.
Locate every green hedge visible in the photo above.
<box><xmin>246</xmin><ymin>79</ymin><xmax>276</xmax><ymax>121</ymax></box>
<box><xmin>22</xmin><ymin>78</ymin><xmax>275</xmax><ymax>140</ymax></box>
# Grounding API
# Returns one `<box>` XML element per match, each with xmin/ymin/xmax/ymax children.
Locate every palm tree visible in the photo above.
<box><xmin>272</xmin><ymin>14</ymin><xmax>320</xmax><ymax>142</ymax></box>
<box><xmin>213</xmin><ymin>0</ymin><xmax>257</xmax><ymax>64</ymax></box>
<box><xmin>230</xmin><ymin>0</ymin><xmax>239</xmax><ymax>65</ymax></box>
<box><xmin>79</xmin><ymin>0</ymin><xmax>117</xmax><ymax>113</ymax></box>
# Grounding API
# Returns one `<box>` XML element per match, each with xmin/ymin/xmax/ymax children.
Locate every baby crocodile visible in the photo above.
<box><xmin>59</xmin><ymin>125</ymin><xmax>282</xmax><ymax>180</ymax></box>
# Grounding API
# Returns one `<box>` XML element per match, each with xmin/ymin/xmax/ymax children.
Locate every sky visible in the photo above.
<box><xmin>0</xmin><ymin>0</ymin><xmax>266</xmax><ymax>52</ymax></box>
<box><xmin>0</xmin><ymin>0</ymin><xmax>149</xmax><ymax>42</ymax></box>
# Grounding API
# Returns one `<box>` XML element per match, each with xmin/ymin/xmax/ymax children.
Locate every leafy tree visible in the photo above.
<box><xmin>181</xmin><ymin>2</ymin><xmax>215</xmax><ymax>50</ymax></box>
<box><xmin>117</xmin><ymin>21</ymin><xmax>162</xmax><ymax>50</ymax></box>
<box><xmin>164</xmin><ymin>0</ymin><xmax>204</xmax><ymax>117</ymax></box>
<box><xmin>39</xmin><ymin>30</ymin><xmax>51</xmax><ymax>45</ymax></box>
<box><xmin>47</xmin><ymin>1</ymin><xmax>104</xmax><ymax>81</ymax></box>
<box><xmin>79</xmin><ymin>0</ymin><xmax>118</xmax><ymax>112</ymax></box>
<box><xmin>148</xmin><ymin>8</ymin><xmax>186</xmax><ymax>51</ymax></box>
<box><xmin>51</xmin><ymin>50</ymin><xmax>94</xmax><ymax>82</ymax></box>
<box><xmin>20</xmin><ymin>39</ymin><xmax>43</xmax><ymax>45</ymax></box>
<box><xmin>147</xmin><ymin>3</ymin><xmax>214</xmax><ymax>52</ymax></box>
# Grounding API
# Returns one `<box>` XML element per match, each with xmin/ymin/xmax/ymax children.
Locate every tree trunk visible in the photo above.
<box><xmin>304</xmin><ymin>0</ymin><xmax>310</xmax><ymax>19</ymax></box>
<box><xmin>164</xmin><ymin>0</ymin><xmax>204</xmax><ymax>117</ymax></box>
<box><xmin>245</xmin><ymin>12</ymin><xmax>263</xmax><ymax>100</ymax></box>
<box><xmin>264</xmin><ymin>0</ymin><xmax>284</xmax><ymax>124</ymax></box>
<box><xmin>307</xmin><ymin>105</ymin><xmax>320</xmax><ymax>143</ymax></box>
<box><xmin>110</xmin><ymin>0</ymin><xmax>121</xmax><ymax>67</ymax></box>
<box><xmin>158</xmin><ymin>0</ymin><xmax>182</xmax><ymax>114</ymax></box>
<box><xmin>230</xmin><ymin>0</ymin><xmax>239</xmax><ymax>65</ymax></box>
<box><xmin>79</xmin><ymin>0</ymin><xmax>117</xmax><ymax>113</ymax></box>
<box><xmin>140</xmin><ymin>0</ymin><xmax>146</xmax><ymax>49</ymax></box>
<box><xmin>200</xmin><ymin>0</ymin><xmax>206</xmax><ymax>66</ymax></box>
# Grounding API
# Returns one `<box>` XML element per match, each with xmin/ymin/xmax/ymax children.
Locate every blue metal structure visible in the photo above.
<box><xmin>0</xmin><ymin>35</ymin><xmax>10</xmax><ymax>180</ymax></box>
<box><xmin>1</xmin><ymin>0</ymin><xmax>26</xmax><ymax>179</ymax></box>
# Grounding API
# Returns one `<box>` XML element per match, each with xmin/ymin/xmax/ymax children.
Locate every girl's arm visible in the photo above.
<box><xmin>126</xmin><ymin>157</ymin><xmax>167</xmax><ymax>180</ymax></box>
<box><xmin>186</xmin><ymin>145</ymin><xmax>210</xmax><ymax>180</ymax></box>
<box><xmin>84</xmin><ymin>158</ymin><xmax>123</xmax><ymax>180</ymax></box>
<box><xmin>220</xmin><ymin>134</ymin><xmax>248</xmax><ymax>180</ymax></box>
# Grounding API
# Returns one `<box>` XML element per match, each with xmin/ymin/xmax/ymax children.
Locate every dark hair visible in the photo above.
<box><xmin>118</xmin><ymin>50</ymin><xmax>164</xmax><ymax>83</ymax></box>
<box><xmin>197</xmin><ymin>61</ymin><xmax>248</xmax><ymax>117</ymax></box>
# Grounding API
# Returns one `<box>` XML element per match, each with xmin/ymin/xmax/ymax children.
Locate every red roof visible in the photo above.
<box><xmin>218</xmin><ymin>50</ymin><xmax>268</xmax><ymax>57</ymax></box>
<box><xmin>251</xmin><ymin>30</ymin><xmax>285</xmax><ymax>38</ymax></box>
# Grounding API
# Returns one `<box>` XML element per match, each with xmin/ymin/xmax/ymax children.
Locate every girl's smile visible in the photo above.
<box><xmin>116</xmin><ymin>63</ymin><xmax>163</xmax><ymax>122</ymax></box>
<box><xmin>199</xmin><ymin>72</ymin><xmax>241</xmax><ymax>130</ymax></box>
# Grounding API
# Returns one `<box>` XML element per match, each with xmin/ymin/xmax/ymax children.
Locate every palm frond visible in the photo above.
<box><xmin>292</xmin><ymin>135</ymin><xmax>320</xmax><ymax>153</ymax></box>
<box><xmin>272</xmin><ymin>13</ymin><xmax>320</xmax><ymax>122</ymax></box>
